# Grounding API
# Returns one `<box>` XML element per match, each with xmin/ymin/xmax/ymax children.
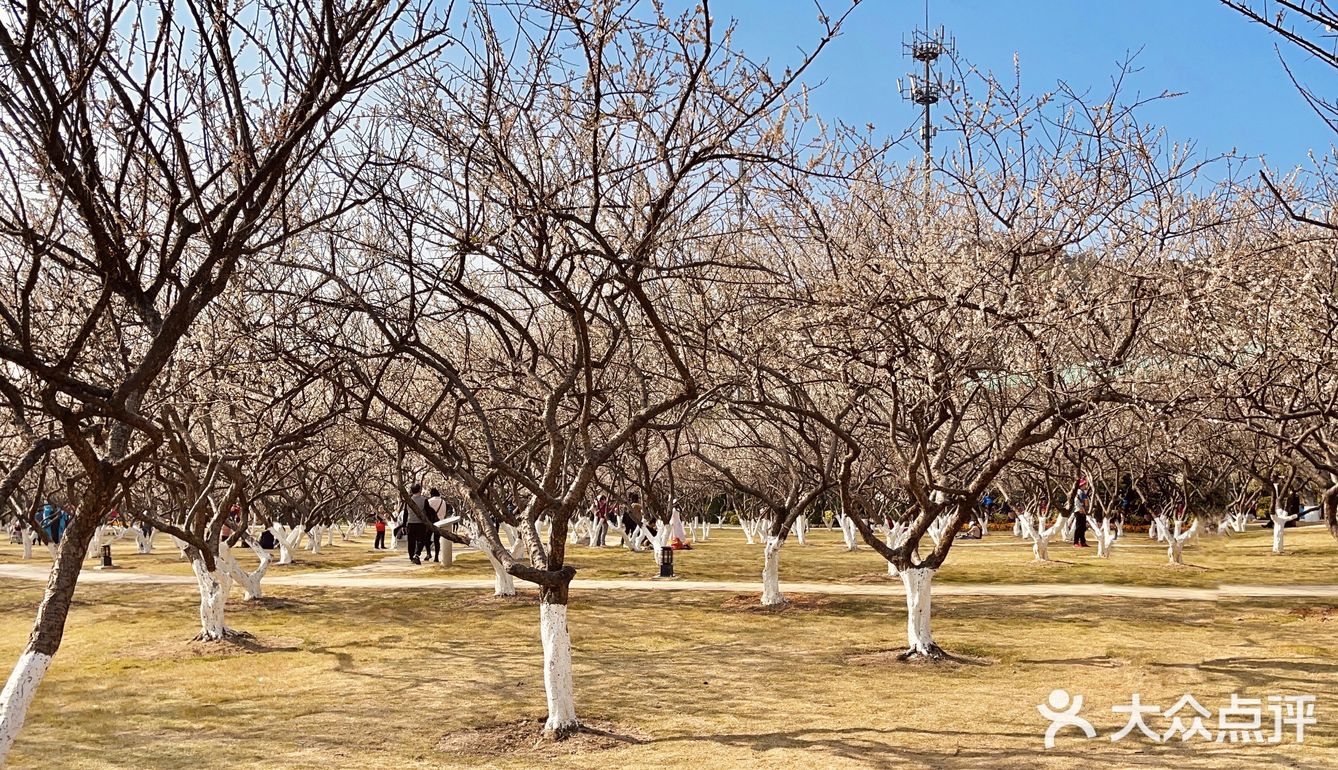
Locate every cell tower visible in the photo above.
<box><xmin>902</xmin><ymin>1</ymin><xmax>953</xmax><ymax>183</ymax></box>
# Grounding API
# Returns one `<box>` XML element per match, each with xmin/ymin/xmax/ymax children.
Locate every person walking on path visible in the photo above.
<box><xmin>425</xmin><ymin>488</ymin><xmax>449</xmax><ymax>563</ymax></box>
<box><xmin>1072</xmin><ymin>478</ymin><xmax>1091</xmax><ymax>548</ymax></box>
<box><xmin>592</xmin><ymin>495</ymin><xmax>612</xmax><ymax>547</ymax></box>
<box><xmin>403</xmin><ymin>483</ymin><xmax>431</xmax><ymax>565</ymax></box>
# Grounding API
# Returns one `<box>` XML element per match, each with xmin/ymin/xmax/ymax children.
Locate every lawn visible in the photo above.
<box><xmin>1</xmin><ymin>532</ymin><xmax>1337</xmax><ymax>769</ymax></box>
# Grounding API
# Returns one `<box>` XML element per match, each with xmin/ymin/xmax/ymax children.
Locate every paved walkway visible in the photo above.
<box><xmin>2</xmin><ymin>561</ymin><xmax>1337</xmax><ymax>601</ymax></box>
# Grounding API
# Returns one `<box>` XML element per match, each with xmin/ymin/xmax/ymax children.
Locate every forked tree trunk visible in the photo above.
<box><xmin>220</xmin><ymin>540</ymin><xmax>271</xmax><ymax>601</ymax></box>
<box><xmin>1270</xmin><ymin>512</ymin><xmax>1296</xmax><ymax>554</ymax></box>
<box><xmin>1157</xmin><ymin>516</ymin><xmax>1199</xmax><ymax>565</ymax></box>
<box><xmin>740</xmin><ymin>517</ymin><xmax>757</xmax><ymax>545</ymax></box>
<box><xmin>899</xmin><ymin>567</ymin><xmax>944</xmax><ymax>660</ymax></box>
<box><xmin>270</xmin><ymin>524</ymin><xmax>304</xmax><ymax>565</ymax></box>
<box><xmin>540</xmin><ymin>582</ymin><xmax>577</xmax><ymax>739</ymax></box>
<box><xmin>761</xmin><ymin>537</ymin><xmax>784</xmax><ymax>606</ymax></box>
<box><xmin>1094</xmin><ymin>518</ymin><xmax>1117</xmax><ymax>558</ymax></box>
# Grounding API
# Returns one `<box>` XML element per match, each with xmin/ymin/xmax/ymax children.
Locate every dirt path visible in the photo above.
<box><xmin>2</xmin><ymin>560</ymin><xmax>1337</xmax><ymax>600</ymax></box>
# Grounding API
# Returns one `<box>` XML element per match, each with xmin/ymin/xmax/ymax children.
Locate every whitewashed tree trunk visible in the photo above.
<box><xmin>899</xmin><ymin>567</ymin><xmax>941</xmax><ymax>659</ymax></box>
<box><xmin>85</xmin><ymin>526</ymin><xmax>105</xmax><ymax>560</ymax></box>
<box><xmin>628</xmin><ymin>523</ymin><xmax>650</xmax><ymax>553</ymax></box>
<box><xmin>1019</xmin><ymin>512</ymin><xmax>1060</xmax><ymax>561</ymax></box>
<box><xmin>926</xmin><ymin>515</ymin><xmax>951</xmax><ymax>549</ymax></box>
<box><xmin>1156</xmin><ymin>516</ymin><xmax>1199</xmax><ymax>564</ymax></box>
<box><xmin>484</xmin><ymin>548</ymin><xmax>516</xmax><ymax>596</ymax></box>
<box><xmin>220</xmin><ymin>540</ymin><xmax>271</xmax><ymax>601</ymax></box>
<box><xmin>840</xmin><ymin>514</ymin><xmax>859</xmax><ymax>551</ymax></box>
<box><xmin>20</xmin><ymin>529</ymin><xmax>36</xmax><ymax>560</ymax></box>
<box><xmin>700</xmin><ymin>517</ymin><xmax>711</xmax><ymax>542</ymax></box>
<box><xmin>0</xmin><ymin>651</ymin><xmax>53</xmax><ymax>764</ymax></box>
<box><xmin>1012</xmin><ymin>518</ymin><xmax>1022</xmax><ymax>537</ymax></box>
<box><xmin>648</xmin><ymin>524</ymin><xmax>671</xmax><ymax>567</ymax></box>
<box><xmin>1270</xmin><ymin>511</ymin><xmax>1298</xmax><ymax>554</ymax></box>
<box><xmin>740</xmin><ymin>517</ymin><xmax>757</xmax><ymax>545</ymax></box>
<box><xmin>794</xmin><ymin>515</ymin><xmax>808</xmax><ymax>546</ymax></box>
<box><xmin>190</xmin><ymin>558</ymin><xmax>234</xmax><ymax>641</ymax></box>
<box><xmin>1093</xmin><ymin>518</ymin><xmax>1118</xmax><ymax>558</ymax></box>
<box><xmin>540</xmin><ymin>601</ymin><xmax>578</xmax><ymax>737</ymax></box>
<box><xmin>884</xmin><ymin>524</ymin><xmax>905</xmax><ymax>576</ymax></box>
<box><xmin>270</xmin><ymin>524</ymin><xmax>305</xmax><ymax>565</ymax></box>
<box><xmin>761</xmin><ymin>537</ymin><xmax>784</xmax><ymax>606</ymax></box>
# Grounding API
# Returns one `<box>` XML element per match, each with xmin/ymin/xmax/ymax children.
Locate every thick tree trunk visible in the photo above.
<box><xmin>540</xmin><ymin>583</ymin><xmax>577</xmax><ymax>739</ymax></box>
<box><xmin>0</xmin><ymin>652</ymin><xmax>51</xmax><ymax>762</ymax></box>
<box><xmin>190</xmin><ymin>558</ymin><xmax>234</xmax><ymax>641</ymax></box>
<box><xmin>0</xmin><ymin>510</ymin><xmax>100</xmax><ymax>763</ymax></box>
<box><xmin>761</xmin><ymin>537</ymin><xmax>784</xmax><ymax>606</ymax></box>
<box><xmin>898</xmin><ymin>567</ymin><xmax>944</xmax><ymax>660</ymax></box>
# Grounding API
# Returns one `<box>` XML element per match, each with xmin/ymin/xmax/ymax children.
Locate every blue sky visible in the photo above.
<box><xmin>715</xmin><ymin>0</ymin><xmax>1335</xmax><ymax>172</ymax></box>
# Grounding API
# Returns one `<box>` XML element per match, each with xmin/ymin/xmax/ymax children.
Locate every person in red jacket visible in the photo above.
<box><xmin>373</xmin><ymin>515</ymin><xmax>387</xmax><ymax>550</ymax></box>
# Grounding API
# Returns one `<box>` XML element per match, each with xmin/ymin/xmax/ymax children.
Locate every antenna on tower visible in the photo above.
<box><xmin>901</xmin><ymin>0</ymin><xmax>954</xmax><ymax>196</ymax></box>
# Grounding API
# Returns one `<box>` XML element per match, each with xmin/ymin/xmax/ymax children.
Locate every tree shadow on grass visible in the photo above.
<box><xmin>646</xmin><ymin>725</ymin><xmax>1327</xmax><ymax>769</ymax></box>
<box><xmin>1148</xmin><ymin>657</ymin><xmax>1338</xmax><ymax>690</ymax></box>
